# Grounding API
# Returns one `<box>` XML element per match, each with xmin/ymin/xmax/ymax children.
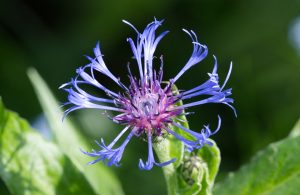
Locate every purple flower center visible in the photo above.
<box><xmin>114</xmin><ymin>76</ymin><xmax>182</xmax><ymax>134</ymax></box>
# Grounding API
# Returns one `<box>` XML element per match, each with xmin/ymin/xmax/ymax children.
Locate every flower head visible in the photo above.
<box><xmin>60</xmin><ymin>19</ymin><xmax>235</xmax><ymax>170</ymax></box>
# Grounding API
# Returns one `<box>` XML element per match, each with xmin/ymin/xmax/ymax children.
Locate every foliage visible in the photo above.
<box><xmin>214</xmin><ymin>118</ymin><xmax>300</xmax><ymax>195</ymax></box>
<box><xmin>0</xmin><ymin>99</ymin><xmax>95</xmax><ymax>194</ymax></box>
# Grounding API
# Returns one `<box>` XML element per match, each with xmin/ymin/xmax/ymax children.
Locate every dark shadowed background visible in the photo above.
<box><xmin>1</xmin><ymin>0</ymin><xmax>300</xmax><ymax>194</ymax></box>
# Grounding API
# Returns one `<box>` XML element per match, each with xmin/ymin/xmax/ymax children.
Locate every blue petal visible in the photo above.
<box><xmin>172</xmin><ymin>29</ymin><xmax>208</xmax><ymax>82</ymax></box>
<box><xmin>82</xmin><ymin>127</ymin><xmax>133</xmax><ymax>167</ymax></box>
<box><xmin>139</xmin><ymin>131</ymin><xmax>176</xmax><ymax>170</ymax></box>
<box><xmin>166</xmin><ymin>116</ymin><xmax>221</xmax><ymax>152</ymax></box>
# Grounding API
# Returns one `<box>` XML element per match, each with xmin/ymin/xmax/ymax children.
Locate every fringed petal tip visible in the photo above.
<box><xmin>81</xmin><ymin>147</ymin><xmax>123</xmax><ymax>167</ymax></box>
<box><xmin>138</xmin><ymin>131</ymin><xmax>178</xmax><ymax>171</ymax></box>
<box><xmin>58</xmin><ymin>83</ymin><xmax>68</xmax><ymax>89</ymax></box>
<box><xmin>138</xmin><ymin>158</ymin><xmax>177</xmax><ymax>170</ymax></box>
<box><xmin>171</xmin><ymin>115</ymin><xmax>222</xmax><ymax>153</ymax></box>
<box><xmin>172</xmin><ymin>29</ymin><xmax>208</xmax><ymax>83</ymax></box>
<box><xmin>80</xmin><ymin>130</ymin><xmax>134</xmax><ymax>168</ymax></box>
<box><xmin>138</xmin><ymin>158</ymin><xmax>152</xmax><ymax>170</ymax></box>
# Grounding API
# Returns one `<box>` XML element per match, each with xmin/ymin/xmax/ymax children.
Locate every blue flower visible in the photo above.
<box><xmin>60</xmin><ymin>18</ymin><xmax>235</xmax><ymax>170</ymax></box>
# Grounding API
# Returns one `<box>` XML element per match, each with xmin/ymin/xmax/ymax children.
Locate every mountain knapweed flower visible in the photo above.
<box><xmin>60</xmin><ymin>19</ymin><xmax>235</xmax><ymax>170</ymax></box>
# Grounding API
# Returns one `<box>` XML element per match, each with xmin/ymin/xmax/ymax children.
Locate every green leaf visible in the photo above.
<box><xmin>289</xmin><ymin>118</ymin><xmax>300</xmax><ymax>138</ymax></box>
<box><xmin>27</xmin><ymin>68</ymin><xmax>124</xmax><ymax>195</ymax></box>
<box><xmin>214</xmin><ymin>118</ymin><xmax>300</xmax><ymax>195</ymax></box>
<box><xmin>0</xmin><ymin>98</ymin><xmax>96</xmax><ymax>194</ymax></box>
<box><xmin>154</xmin><ymin>83</ymin><xmax>221</xmax><ymax>195</ymax></box>
<box><xmin>0</xmin><ymin>176</ymin><xmax>10</xmax><ymax>194</ymax></box>
<box><xmin>153</xmin><ymin>137</ymin><xmax>183</xmax><ymax>195</ymax></box>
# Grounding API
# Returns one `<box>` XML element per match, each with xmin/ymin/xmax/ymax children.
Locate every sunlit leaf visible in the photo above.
<box><xmin>289</xmin><ymin>118</ymin><xmax>300</xmax><ymax>138</ymax></box>
<box><xmin>28</xmin><ymin>68</ymin><xmax>124</xmax><ymax>195</ymax></box>
<box><xmin>214</xmin><ymin>118</ymin><xmax>300</xmax><ymax>195</ymax></box>
<box><xmin>0</xmin><ymin>99</ymin><xmax>96</xmax><ymax>194</ymax></box>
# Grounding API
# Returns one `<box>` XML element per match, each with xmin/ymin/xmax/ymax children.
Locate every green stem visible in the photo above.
<box><xmin>153</xmin><ymin>139</ymin><xmax>179</xmax><ymax>195</ymax></box>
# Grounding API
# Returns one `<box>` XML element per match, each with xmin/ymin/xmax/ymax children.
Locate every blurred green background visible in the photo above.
<box><xmin>0</xmin><ymin>0</ymin><xmax>300</xmax><ymax>194</ymax></box>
